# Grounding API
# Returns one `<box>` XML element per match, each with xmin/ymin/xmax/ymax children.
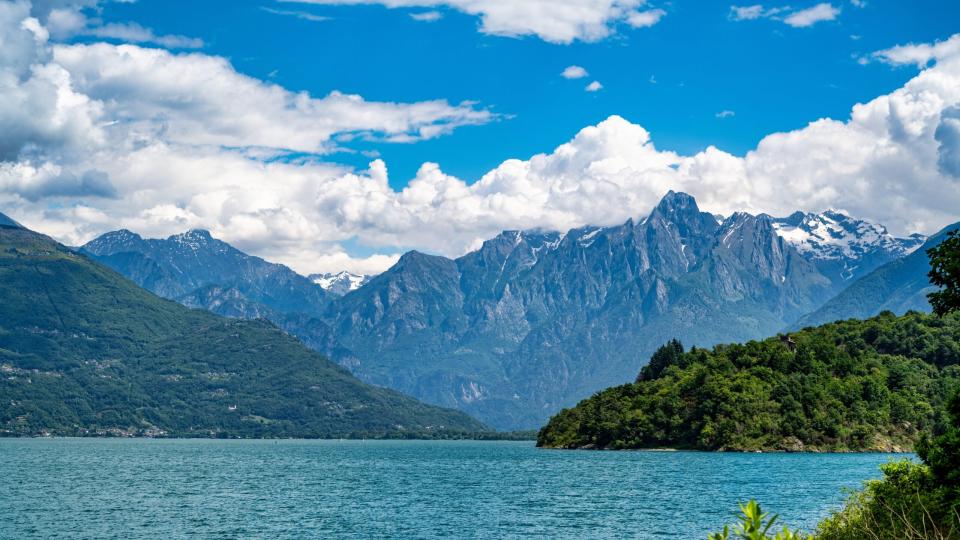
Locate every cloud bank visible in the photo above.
<box><xmin>1</xmin><ymin>0</ymin><xmax>959</xmax><ymax>276</ymax></box>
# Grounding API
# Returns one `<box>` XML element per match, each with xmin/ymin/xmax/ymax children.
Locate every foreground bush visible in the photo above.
<box><xmin>815</xmin><ymin>460</ymin><xmax>959</xmax><ymax>539</ymax></box>
<box><xmin>816</xmin><ymin>387</ymin><xmax>960</xmax><ymax>539</ymax></box>
<box><xmin>709</xmin><ymin>500</ymin><xmax>809</xmax><ymax>540</ymax></box>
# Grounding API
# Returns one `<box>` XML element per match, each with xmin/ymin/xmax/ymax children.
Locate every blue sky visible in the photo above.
<box><xmin>88</xmin><ymin>0</ymin><xmax>959</xmax><ymax>185</ymax></box>
<box><xmin>2</xmin><ymin>0</ymin><xmax>959</xmax><ymax>274</ymax></box>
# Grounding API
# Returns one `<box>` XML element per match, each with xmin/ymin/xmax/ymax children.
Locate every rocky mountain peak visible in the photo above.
<box><xmin>171</xmin><ymin>228</ymin><xmax>214</xmax><ymax>244</ymax></box>
<box><xmin>654</xmin><ymin>190</ymin><xmax>698</xmax><ymax>213</ymax></box>
<box><xmin>770</xmin><ymin>210</ymin><xmax>926</xmax><ymax>282</ymax></box>
<box><xmin>82</xmin><ymin>228</ymin><xmax>145</xmax><ymax>255</ymax></box>
<box><xmin>647</xmin><ymin>191</ymin><xmax>720</xmax><ymax>243</ymax></box>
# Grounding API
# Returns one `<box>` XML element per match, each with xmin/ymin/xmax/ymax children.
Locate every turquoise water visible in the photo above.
<box><xmin>1</xmin><ymin>439</ymin><xmax>905</xmax><ymax>539</ymax></box>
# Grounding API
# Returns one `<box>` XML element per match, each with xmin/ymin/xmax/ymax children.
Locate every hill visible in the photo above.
<box><xmin>0</xmin><ymin>218</ymin><xmax>487</xmax><ymax>437</ymax></box>
<box><xmin>537</xmin><ymin>311</ymin><xmax>960</xmax><ymax>451</ymax></box>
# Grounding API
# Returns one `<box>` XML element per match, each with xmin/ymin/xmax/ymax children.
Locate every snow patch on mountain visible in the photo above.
<box><xmin>771</xmin><ymin>210</ymin><xmax>925</xmax><ymax>280</ymax></box>
<box><xmin>311</xmin><ymin>271</ymin><xmax>370</xmax><ymax>296</ymax></box>
<box><xmin>772</xmin><ymin>211</ymin><xmax>924</xmax><ymax>259</ymax></box>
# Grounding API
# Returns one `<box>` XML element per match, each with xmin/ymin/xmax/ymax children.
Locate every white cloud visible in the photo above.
<box><xmin>260</xmin><ymin>7</ymin><xmax>330</xmax><ymax>22</ymax></box>
<box><xmin>284</xmin><ymin>0</ymin><xmax>665</xmax><ymax>43</ymax></box>
<box><xmin>3</xmin><ymin>3</ymin><xmax>960</xmax><ymax>277</ymax></box>
<box><xmin>44</xmin><ymin>4</ymin><xmax>204</xmax><ymax>48</ymax></box>
<box><xmin>783</xmin><ymin>3</ymin><xmax>839</xmax><ymax>27</ymax></box>
<box><xmin>585</xmin><ymin>80</ymin><xmax>603</xmax><ymax>92</ymax></box>
<box><xmin>730</xmin><ymin>4</ymin><xmax>837</xmax><ymax>27</ymax></box>
<box><xmin>0</xmin><ymin>0</ymin><xmax>497</xmax><ymax>274</ymax></box>
<box><xmin>729</xmin><ymin>5</ymin><xmax>765</xmax><ymax>20</ymax></box>
<box><xmin>626</xmin><ymin>8</ymin><xmax>665</xmax><ymax>28</ymax></box>
<box><xmin>86</xmin><ymin>22</ymin><xmax>203</xmax><ymax>48</ymax></box>
<box><xmin>308</xmin><ymin>249</ymin><xmax>403</xmax><ymax>275</ymax></box>
<box><xmin>409</xmin><ymin>10</ymin><xmax>441</xmax><ymax>21</ymax></box>
<box><xmin>0</xmin><ymin>2</ymin><xmax>104</xmax><ymax>162</ymax></box>
<box><xmin>51</xmin><ymin>42</ymin><xmax>495</xmax><ymax>153</ymax></box>
<box><xmin>871</xmin><ymin>34</ymin><xmax>960</xmax><ymax>68</ymax></box>
<box><xmin>716</xmin><ymin>110</ymin><xmax>735</xmax><ymax>118</ymax></box>
<box><xmin>561</xmin><ymin>65</ymin><xmax>588</xmax><ymax>79</ymax></box>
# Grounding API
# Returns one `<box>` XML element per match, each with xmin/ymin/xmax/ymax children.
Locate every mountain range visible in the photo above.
<box><xmin>0</xmin><ymin>216</ymin><xmax>486</xmax><ymax>437</ymax></box>
<box><xmin>78</xmin><ymin>191</ymin><xmax>946</xmax><ymax>429</ymax></box>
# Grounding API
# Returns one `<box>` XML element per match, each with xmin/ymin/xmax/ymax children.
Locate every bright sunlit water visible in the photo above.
<box><xmin>0</xmin><ymin>439</ymin><xmax>908</xmax><ymax>539</ymax></box>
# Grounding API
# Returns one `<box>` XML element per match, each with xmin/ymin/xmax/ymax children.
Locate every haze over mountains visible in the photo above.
<box><xmin>76</xmin><ymin>191</ymin><xmax>948</xmax><ymax>429</ymax></box>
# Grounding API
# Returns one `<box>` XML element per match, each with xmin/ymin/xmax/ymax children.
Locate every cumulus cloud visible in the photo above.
<box><xmin>783</xmin><ymin>3</ymin><xmax>839</xmax><ymax>27</ymax></box>
<box><xmin>936</xmin><ymin>106</ymin><xmax>960</xmax><ymax>178</ymax></box>
<box><xmin>871</xmin><ymin>34</ymin><xmax>960</xmax><ymax>68</ymax></box>
<box><xmin>626</xmin><ymin>8</ymin><xmax>665</xmax><ymax>28</ymax></box>
<box><xmin>2</xmin><ymin>1</ymin><xmax>960</xmax><ymax>277</ymax></box>
<box><xmin>585</xmin><ymin>80</ymin><xmax>603</xmax><ymax>92</ymax></box>
<box><xmin>0</xmin><ymin>2</ymin><xmax>104</xmax><ymax>162</ymax></box>
<box><xmin>716</xmin><ymin>110</ymin><xmax>735</xmax><ymax>118</ymax></box>
<box><xmin>0</xmin><ymin>0</ymin><xmax>497</xmax><ymax>274</ymax></box>
<box><xmin>284</xmin><ymin>0</ymin><xmax>666</xmax><ymax>43</ymax></box>
<box><xmin>561</xmin><ymin>65</ymin><xmax>588</xmax><ymax>79</ymax></box>
<box><xmin>51</xmin><ymin>42</ymin><xmax>495</xmax><ymax>153</ymax></box>
<box><xmin>0</xmin><ymin>162</ymin><xmax>116</xmax><ymax>202</ymax></box>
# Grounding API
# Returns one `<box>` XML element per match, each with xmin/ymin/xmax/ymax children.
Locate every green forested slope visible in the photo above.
<box><xmin>0</xmin><ymin>223</ymin><xmax>487</xmax><ymax>437</ymax></box>
<box><xmin>537</xmin><ymin>311</ymin><xmax>960</xmax><ymax>451</ymax></box>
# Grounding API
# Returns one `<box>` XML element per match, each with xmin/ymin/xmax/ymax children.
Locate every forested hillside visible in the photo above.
<box><xmin>538</xmin><ymin>311</ymin><xmax>960</xmax><ymax>451</ymax></box>
<box><xmin>0</xmin><ymin>220</ymin><xmax>487</xmax><ymax>438</ymax></box>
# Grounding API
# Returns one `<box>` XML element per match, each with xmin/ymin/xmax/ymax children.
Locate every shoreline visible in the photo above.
<box><xmin>0</xmin><ymin>433</ymin><xmax>539</xmax><ymax>442</ymax></box>
<box><xmin>1</xmin><ymin>436</ymin><xmax>916</xmax><ymax>454</ymax></box>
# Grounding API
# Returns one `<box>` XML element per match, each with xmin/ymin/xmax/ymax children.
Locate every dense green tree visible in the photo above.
<box><xmin>637</xmin><ymin>339</ymin><xmax>684</xmax><ymax>381</ymax></box>
<box><xmin>928</xmin><ymin>230</ymin><xmax>960</xmax><ymax>317</ymax></box>
<box><xmin>538</xmin><ymin>311</ymin><xmax>960</xmax><ymax>451</ymax></box>
<box><xmin>918</xmin><ymin>389</ymin><xmax>960</xmax><ymax>493</ymax></box>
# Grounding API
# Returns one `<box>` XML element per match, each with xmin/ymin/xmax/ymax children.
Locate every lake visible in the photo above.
<box><xmin>0</xmin><ymin>439</ymin><xmax>907</xmax><ymax>538</ymax></box>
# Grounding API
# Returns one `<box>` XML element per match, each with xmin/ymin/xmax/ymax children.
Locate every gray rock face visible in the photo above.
<box><xmin>80</xmin><ymin>192</ymin><xmax>928</xmax><ymax>430</ymax></box>
<box><xmin>324</xmin><ymin>192</ymin><xmax>913</xmax><ymax>429</ymax></box>
<box><xmin>82</xmin><ymin>229</ymin><xmax>331</xmax><ymax>317</ymax></box>
<box><xmin>81</xmin><ymin>229</ymin><xmax>350</xmax><ymax>368</ymax></box>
